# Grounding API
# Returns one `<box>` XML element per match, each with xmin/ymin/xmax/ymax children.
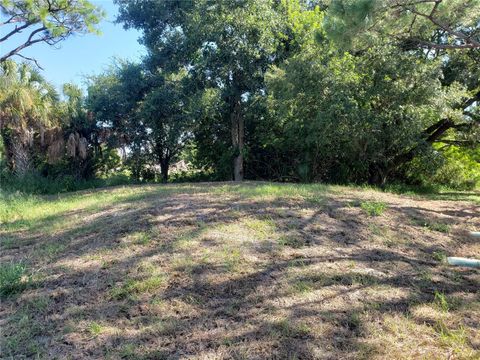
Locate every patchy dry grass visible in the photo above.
<box><xmin>0</xmin><ymin>182</ymin><xmax>479</xmax><ymax>359</ymax></box>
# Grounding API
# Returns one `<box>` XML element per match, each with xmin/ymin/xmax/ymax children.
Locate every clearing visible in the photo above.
<box><xmin>0</xmin><ymin>182</ymin><xmax>479</xmax><ymax>359</ymax></box>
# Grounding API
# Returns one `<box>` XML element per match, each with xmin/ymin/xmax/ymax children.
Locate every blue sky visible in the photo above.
<box><xmin>1</xmin><ymin>0</ymin><xmax>145</xmax><ymax>91</ymax></box>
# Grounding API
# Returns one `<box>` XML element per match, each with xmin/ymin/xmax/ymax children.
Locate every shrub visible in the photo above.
<box><xmin>169</xmin><ymin>168</ymin><xmax>217</xmax><ymax>183</ymax></box>
<box><xmin>405</xmin><ymin>145</ymin><xmax>480</xmax><ymax>190</ymax></box>
<box><xmin>0</xmin><ymin>167</ymin><xmax>135</xmax><ymax>195</ymax></box>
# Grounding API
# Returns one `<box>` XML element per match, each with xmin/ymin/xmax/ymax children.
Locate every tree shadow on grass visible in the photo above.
<box><xmin>1</xmin><ymin>185</ymin><xmax>479</xmax><ymax>359</ymax></box>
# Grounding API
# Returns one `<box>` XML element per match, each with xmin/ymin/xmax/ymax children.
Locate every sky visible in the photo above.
<box><xmin>0</xmin><ymin>0</ymin><xmax>145</xmax><ymax>91</ymax></box>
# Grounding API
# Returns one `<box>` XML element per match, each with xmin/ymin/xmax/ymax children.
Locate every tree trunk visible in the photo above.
<box><xmin>369</xmin><ymin>165</ymin><xmax>387</xmax><ymax>187</ymax></box>
<box><xmin>160</xmin><ymin>159</ymin><xmax>169</xmax><ymax>183</ymax></box>
<box><xmin>155</xmin><ymin>140</ymin><xmax>170</xmax><ymax>183</ymax></box>
<box><xmin>12</xmin><ymin>138</ymin><xmax>31</xmax><ymax>176</ymax></box>
<box><xmin>231</xmin><ymin>94</ymin><xmax>244</xmax><ymax>181</ymax></box>
<box><xmin>2</xmin><ymin>129</ymin><xmax>32</xmax><ymax>176</ymax></box>
<box><xmin>0</xmin><ymin>129</ymin><xmax>13</xmax><ymax>171</ymax></box>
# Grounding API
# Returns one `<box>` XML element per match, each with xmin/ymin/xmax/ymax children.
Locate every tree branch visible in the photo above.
<box><xmin>14</xmin><ymin>53</ymin><xmax>44</xmax><ymax>70</ymax></box>
<box><xmin>0</xmin><ymin>21</ymin><xmax>34</xmax><ymax>42</ymax></box>
<box><xmin>407</xmin><ymin>6</ymin><xmax>480</xmax><ymax>48</ymax></box>
<box><xmin>412</xmin><ymin>38</ymin><xmax>479</xmax><ymax>50</ymax></box>
<box><xmin>0</xmin><ymin>14</ymin><xmax>23</xmax><ymax>26</ymax></box>
<box><xmin>0</xmin><ymin>26</ymin><xmax>47</xmax><ymax>63</ymax></box>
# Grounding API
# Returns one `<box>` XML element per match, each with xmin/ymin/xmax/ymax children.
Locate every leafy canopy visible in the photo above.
<box><xmin>1</xmin><ymin>0</ymin><xmax>105</xmax><ymax>65</ymax></box>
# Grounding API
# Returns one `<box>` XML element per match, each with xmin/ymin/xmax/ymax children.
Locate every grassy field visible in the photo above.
<box><xmin>1</xmin><ymin>182</ymin><xmax>479</xmax><ymax>359</ymax></box>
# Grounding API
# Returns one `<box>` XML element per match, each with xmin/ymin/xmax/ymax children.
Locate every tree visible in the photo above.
<box><xmin>0</xmin><ymin>60</ymin><xmax>58</xmax><ymax>175</ymax></box>
<box><xmin>56</xmin><ymin>83</ymin><xmax>96</xmax><ymax>179</ymax></box>
<box><xmin>1</xmin><ymin>0</ymin><xmax>104</xmax><ymax>66</ymax></box>
<box><xmin>140</xmin><ymin>71</ymin><xmax>192</xmax><ymax>182</ymax></box>
<box><xmin>86</xmin><ymin>61</ymin><xmax>149</xmax><ymax>179</ymax></box>
<box><xmin>324</xmin><ymin>0</ymin><xmax>480</xmax><ymax>51</ymax></box>
<box><xmin>265</xmin><ymin>6</ymin><xmax>476</xmax><ymax>185</ymax></box>
<box><xmin>86</xmin><ymin>61</ymin><xmax>192</xmax><ymax>182</ymax></box>
<box><xmin>319</xmin><ymin>0</ymin><xmax>480</xmax><ymax>183</ymax></box>
<box><xmin>116</xmin><ymin>0</ymin><xmax>289</xmax><ymax>181</ymax></box>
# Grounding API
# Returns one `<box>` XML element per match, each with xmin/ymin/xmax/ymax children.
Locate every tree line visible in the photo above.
<box><xmin>1</xmin><ymin>0</ymin><xmax>479</xmax><ymax>192</ymax></box>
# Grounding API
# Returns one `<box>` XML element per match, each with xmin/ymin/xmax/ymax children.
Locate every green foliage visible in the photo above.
<box><xmin>324</xmin><ymin>0</ymin><xmax>480</xmax><ymax>51</ymax></box>
<box><xmin>2</xmin><ymin>0</ymin><xmax>478</xmax><ymax>191</ymax></box>
<box><xmin>0</xmin><ymin>262</ymin><xmax>28</xmax><ymax>297</ymax></box>
<box><xmin>169</xmin><ymin>169</ymin><xmax>217</xmax><ymax>183</ymax></box>
<box><xmin>94</xmin><ymin>146</ymin><xmax>122</xmax><ymax>177</ymax></box>
<box><xmin>87</xmin><ymin>322</ymin><xmax>104</xmax><ymax>337</ymax></box>
<box><xmin>1</xmin><ymin>0</ymin><xmax>104</xmax><ymax>62</ymax></box>
<box><xmin>265</xmin><ymin>39</ymin><xmax>464</xmax><ymax>183</ymax></box>
<box><xmin>432</xmin><ymin>251</ymin><xmax>447</xmax><ymax>263</ymax></box>
<box><xmin>86</xmin><ymin>60</ymin><xmax>193</xmax><ymax>182</ymax></box>
<box><xmin>431</xmin><ymin>146</ymin><xmax>480</xmax><ymax>190</ymax></box>
<box><xmin>360</xmin><ymin>201</ymin><xmax>387</xmax><ymax>216</ymax></box>
<box><xmin>110</xmin><ymin>275</ymin><xmax>165</xmax><ymax>300</ymax></box>
<box><xmin>405</xmin><ymin>145</ymin><xmax>480</xmax><ymax>190</ymax></box>
<box><xmin>323</xmin><ymin>0</ymin><xmax>379</xmax><ymax>48</ymax></box>
<box><xmin>0</xmin><ymin>61</ymin><xmax>58</xmax><ymax>130</ymax></box>
<box><xmin>434</xmin><ymin>291</ymin><xmax>450</xmax><ymax>313</ymax></box>
<box><xmin>139</xmin><ymin>70</ymin><xmax>193</xmax><ymax>182</ymax></box>
<box><xmin>0</xmin><ymin>167</ymin><xmax>133</xmax><ymax>195</ymax></box>
<box><xmin>116</xmin><ymin>0</ymin><xmax>293</xmax><ymax>180</ymax></box>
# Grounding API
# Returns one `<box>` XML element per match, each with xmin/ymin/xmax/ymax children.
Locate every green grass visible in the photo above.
<box><xmin>278</xmin><ymin>234</ymin><xmax>305</xmax><ymax>248</ymax></box>
<box><xmin>360</xmin><ymin>201</ymin><xmax>387</xmax><ymax>216</ymax></box>
<box><xmin>434</xmin><ymin>291</ymin><xmax>450</xmax><ymax>313</ymax></box>
<box><xmin>0</xmin><ymin>182</ymin><xmax>476</xmax><ymax>235</ymax></box>
<box><xmin>290</xmin><ymin>280</ymin><xmax>315</xmax><ymax>295</ymax></box>
<box><xmin>435</xmin><ymin>321</ymin><xmax>469</xmax><ymax>350</ymax></box>
<box><xmin>0</xmin><ymin>171</ymin><xmax>134</xmax><ymax>195</ymax></box>
<box><xmin>222</xmin><ymin>247</ymin><xmax>242</xmax><ymax>272</ymax></box>
<box><xmin>432</xmin><ymin>250</ymin><xmax>447</xmax><ymax>263</ymax></box>
<box><xmin>118</xmin><ymin>343</ymin><xmax>138</xmax><ymax>359</ymax></box>
<box><xmin>110</xmin><ymin>275</ymin><xmax>166</xmax><ymax>300</ymax></box>
<box><xmin>2</xmin><ymin>307</ymin><xmax>46</xmax><ymax>357</ymax></box>
<box><xmin>87</xmin><ymin>322</ymin><xmax>105</xmax><ymax>337</ymax></box>
<box><xmin>0</xmin><ymin>185</ymin><xmax>176</xmax><ymax>233</ymax></box>
<box><xmin>384</xmin><ymin>183</ymin><xmax>480</xmax><ymax>204</ymax></box>
<box><xmin>0</xmin><ymin>262</ymin><xmax>29</xmax><ymax>297</ymax></box>
<box><xmin>0</xmin><ymin>235</ymin><xmax>16</xmax><ymax>249</ymax></box>
<box><xmin>130</xmin><ymin>231</ymin><xmax>152</xmax><ymax>245</ymax></box>
<box><xmin>270</xmin><ymin>319</ymin><xmax>311</xmax><ymax>339</ymax></box>
<box><xmin>39</xmin><ymin>243</ymin><xmax>66</xmax><ymax>258</ymax></box>
<box><xmin>243</xmin><ymin>218</ymin><xmax>276</xmax><ymax>240</ymax></box>
<box><xmin>413</xmin><ymin>219</ymin><xmax>451</xmax><ymax>233</ymax></box>
<box><xmin>1</xmin><ymin>182</ymin><xmax>478</xmax><ymax>359</ymax></box>
<box><xmin>427</xmin><ymin>222</ymin><xmax>450</xmax><ymax>233</ymax></box>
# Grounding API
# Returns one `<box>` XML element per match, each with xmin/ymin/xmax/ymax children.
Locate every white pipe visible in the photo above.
<box><xmin>447</xmin><ymin>257</ymin><xmax>480</xmax><ymax>268</ymax></box>
<box><xmin>470</xmin><ymin>232</ymin><xmax>480</xmax><ymax>238</ymax></box>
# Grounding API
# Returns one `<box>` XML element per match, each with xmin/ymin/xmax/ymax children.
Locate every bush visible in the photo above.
<box><xmin>405</xmin><ymin>146</ymin><xmax>480</xmax><ymax>190</ymax></box>
<box><xmin>0</xmin><ymin>262</ymin><xmax>29</xmax><ymax>297</ymax></box>
<box><xmin>0</xmin><ymin>167</ymin><xmax>135</xmax><ymax>195</ymax></box>
<box><xmin>169</xmin><ymin>169</ymin><xmax>217</xmax><ymax>183</ymax></box>
<box><xmin>431</xmin><ymin>158</ymin><xmax>479</xmax><ymax>190</ymax></box>
<box><xmin>94</xmin><ymin>146</ymin><xmax>123</xmax><ymax>176</ymax></box>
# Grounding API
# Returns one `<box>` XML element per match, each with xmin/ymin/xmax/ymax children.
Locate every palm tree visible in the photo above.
<box><xmin>0</xmin><ymin>60</ymin><xmax>58</xmax><ymax>175</ymax></box>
